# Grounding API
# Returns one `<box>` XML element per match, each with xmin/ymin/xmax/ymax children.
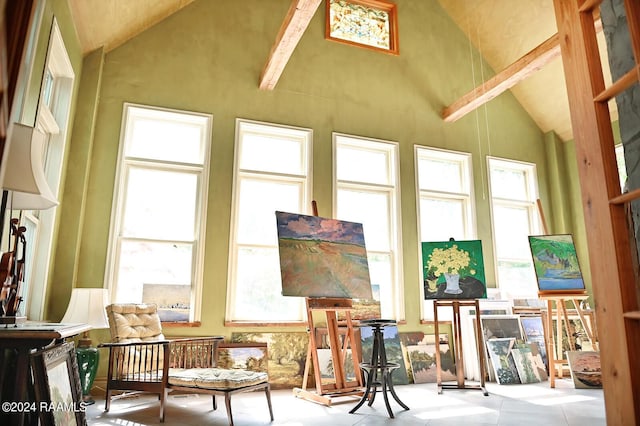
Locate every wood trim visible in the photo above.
<box><xmin>553</xmin><ymin>0</ymin><xmax>640</xmax><ymax>422</ymax></box>
<box><xmin>161</xmin><ymin>321</ymin><xmax>201</xmax><ymax>328</ymax></box>
<box><xmin>259</xmin><ymin>0</ymin><xmax>322</xmax><ymax>90</ymax></box>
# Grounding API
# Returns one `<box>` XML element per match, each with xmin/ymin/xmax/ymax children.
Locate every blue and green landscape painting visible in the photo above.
<box><xmin>528</xmin><ymin>234</ymin><xmax>585</xmax><ymax>292</ymax></box>
<box><xmin>276</xmin><ymin>211</ymin><xmax>373</xmax><ymax>299</ymax></box>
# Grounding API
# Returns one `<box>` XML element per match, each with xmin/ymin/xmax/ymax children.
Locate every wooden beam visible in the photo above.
<box><xmin>259</xmin><ymin>0</ymin><xmax>322</xmax><ymax>90</ymax></box>
<box><xmin>442</xmin><ymin>18</ymin><xmax>603</xmax><ymax>123</ymax></box>
<box><xmin>442</xmin><ymin>33</ymin><xmax>561</xmax><ymax>122</ymax></box>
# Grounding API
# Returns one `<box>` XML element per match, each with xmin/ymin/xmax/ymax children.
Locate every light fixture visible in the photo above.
<box><xmin>2</xmin><ymin>122</ymin><xmax>58</xmax><ymax>210</ymax></box>
<box><xmin>61</xmin><ymin>288</ymin><xmax>110</xmax><ymax>403</ymax></box>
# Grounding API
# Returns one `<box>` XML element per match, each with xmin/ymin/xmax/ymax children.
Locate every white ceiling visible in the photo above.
<box><xmin>67</xmin><ymin>0</ymin><xmax>616</xmax><ymax>142</ymax></box>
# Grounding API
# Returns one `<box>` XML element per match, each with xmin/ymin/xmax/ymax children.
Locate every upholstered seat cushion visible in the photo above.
<box><xmin>168</xmin><ymin>368</ymin><xmax>268</xmax><ymax>390</ymax></box>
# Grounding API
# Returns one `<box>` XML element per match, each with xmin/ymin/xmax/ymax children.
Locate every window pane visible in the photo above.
<box><xmin>115</xmin><ymin>240</ymin><xmax>193</xmax><ymax>303</ymax></box>
<box><xmin>123</xmin><ymin>167</ymin><xmax>197</xmax><ymax>240</ymax></box>
<box><xmin>420</xmin><ymin>198</ymin><xmax>465</xmax><ymax>241</ymax></box>
<box><xmin>496</xmin><ymin>260</ymin><xmax>537</xmax><ymax>298</ymax></box>
<box><xmin>336</xmin><ymin>189</ymin><xmax>390</xmax><ymax>251</ymax></box>
<box><xmin>237</xmin><ymin>178</ymin><xmax>303</xmax><ymax>245</ymax></box>
<box><xmin>368</xmin><ymin>253</ymin><xmax>392</xmax><ymax>318</ymax></box>
<box><xmin>490</xmin><ymin>167</ymin><xmax>528</xmax><ymax>200</ymax></box>
<box><xmin>493</xmin><ymin>205</ymin><xmax>532</xmax><ymax>259</ymax></box>
<box><xmin>336</xmin><ymin>145</ymin><xmax>391</xmax><ymax>185</ymax></box>
<box><xmin>240</xmin><ymin>133</ymin><xmax>305</xmax><ymax>175</ymax></box>
<box><xmin>417</xmin><ymin>157</ymin><xmax>463</xmax><ymax>192</ymax></box>
<box><xmin>127</xmin><ymin>117</ymin><xmax>205</xmax><ymax>164</ymax></box>
<box><xmin>233</xmin><ymin>247</ymin><xmax>302</xmax><ymax>320</ymax></box>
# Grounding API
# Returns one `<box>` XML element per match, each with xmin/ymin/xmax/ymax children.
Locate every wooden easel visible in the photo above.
<box><xmin>434</xmin><ymin>299</ymin><xmax>488</xmax><ymax>395</ymax></box>
<box><xmin>292</xmin><ymin>297</ymin><xmax>364</xmax><ymax>405</ymax></box>
<box><xmin>540</xmin><ymin>292</ymin><xmax>598</xmax><ymax>387</ymax></box>
<box><xmin>292</xmin><ymin>201</ymin><xmax>364</xmax><ymax>405</ymax></box>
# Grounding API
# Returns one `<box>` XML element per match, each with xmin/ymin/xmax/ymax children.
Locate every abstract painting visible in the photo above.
<box><xmin>276</xmin><ymin>211</ymin><xmax>373</xmax><ymax>299</ymax></box>
<box><xmin>528</xmin><ymin>234</ymin><xmax>586</xmax><ymax>293</ymax></box>
<box><xmin>422</xmin><ymin>239</ymin><xmax>486</xmax><ymax>300</ymax></box>
<box><xmin>566</xmin><ymin>351</ymin><xmax>602</xmax><ymax>389</ymax></box>
<box><xmin>486</xmin><ymin>338</ymin><xmax>521</xmax><ymax>385</ymax></box>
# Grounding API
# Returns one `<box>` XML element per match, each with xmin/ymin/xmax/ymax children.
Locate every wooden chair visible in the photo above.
<box><xmin>100</xmin><ymin>303</ymin><xmax>273</xmax><ymax>425</ymax></box>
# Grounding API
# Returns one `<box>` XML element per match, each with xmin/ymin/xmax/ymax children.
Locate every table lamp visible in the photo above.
<box><xmin>61</xmin><ymin>288</ymin><xmax>110</xmax><ymax>403</ymax></box>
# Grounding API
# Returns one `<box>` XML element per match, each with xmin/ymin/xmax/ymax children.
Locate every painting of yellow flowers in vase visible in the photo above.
<box><xmin>422</xmin><ymin>239</ymin><xmax>486</xmax><ymax>299</ymax></box>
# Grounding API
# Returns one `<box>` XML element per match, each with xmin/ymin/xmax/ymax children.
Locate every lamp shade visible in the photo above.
<box><xmin>2</xmin><ymin>122</ymin><xmax>58</xmax><ymax>210</ymax></box>
<box><xmin>61</xmin><ymin>288</ymin><xmax>110</xmax><ymax>330</ymax></box>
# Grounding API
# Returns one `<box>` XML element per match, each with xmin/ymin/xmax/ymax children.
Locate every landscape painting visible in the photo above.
<box><xmin>566</xmin><ymin>351</ymin><xmax>602</xmax><ymax>389</ymax></box>
<box><xmin>360</xmin><ymin>324</ymin><xmax>409</xmax><ymax>384</ymax></box>
<box><xmin>520</xmin><ymin>315</ymin><xmax>548</xmax><ymax>370</ymax></box>
<box><xmin>510</xmin><ymin>344</ymin><xmax>542</xmax><ymax>383</ymax></box>
<box><xmin>276</xmin><ymin>211</ymin><xmax>373</xmax><ymax>299</ymax></box>
<box><xmin>231</xmin><ymin>332</ymin><xmax>308</xmax><ymax>389</ymax></box>
<box><xmin>528</xmin><ymin>234</ymin><xmax>586</xmax><ymax>293</ymax></box>
<box><xmin>486</xmin><ymin>338</ymin><xmax>521</xmax><ymax>385</ymax></box>
<box><xmin>422</xmin><ymin>239</ymin><xmax>486</xmax><ymax>300</ymax></box>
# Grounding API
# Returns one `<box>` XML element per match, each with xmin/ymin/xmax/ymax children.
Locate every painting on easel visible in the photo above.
<box><xmin>276</xmin><ymin>211</ymin><xmax>373</xmax><ymax>299</ymax></box>
<box><xmin>528</xmin><ymin>234</ymin><xmax>586</xmax><ymax>293</ymax></box>
<box><xmin>422</xmin><ymin>239</ymin><xmax>486</xmax><ymax>299</ymax></box>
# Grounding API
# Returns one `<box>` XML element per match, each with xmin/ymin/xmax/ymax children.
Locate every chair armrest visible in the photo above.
<box><xmin>98</xmin><ymin>340</ymin><xmax>170</xmax><ymax>348</ymax></box>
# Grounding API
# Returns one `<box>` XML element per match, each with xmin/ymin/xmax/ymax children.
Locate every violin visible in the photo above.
<box><xmin>0</xmin><ymin>219</ymin><xmax>26</xmax><ymax>317</ymax></box>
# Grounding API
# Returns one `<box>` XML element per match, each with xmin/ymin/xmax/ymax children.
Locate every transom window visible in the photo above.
<box><xmin>106</xmin><ymin>104</ymin><xmax>212</xmax><ymax>322</ymax></box>
<box><xmin>226</xmin><ymin>119</ymin><xmax>312</xmax><ymax>323</ymax></box>
<box><xmin>334</xmin><ymin>133</ymin><xmax>403</xmax><ymax>320</ymax></box>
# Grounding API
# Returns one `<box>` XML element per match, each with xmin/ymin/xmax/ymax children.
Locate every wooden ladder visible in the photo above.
<box><xmin>552</xmin><ymin>0</ymin><xmax>640</xmax><ymax>423</ymax></box>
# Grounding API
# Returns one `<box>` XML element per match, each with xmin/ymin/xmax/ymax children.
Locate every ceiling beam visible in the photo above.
<box><xmin>442</xmin><ymin>33</ymin><xmax>561</xmax><ymax>122</ymax></box>
<box><xmin>259</xmin><ymin>0</ymin><xmax>322</xmax><ymax>90</ymax></box>
<box><xmin>443</xmin><ymin>18</ymin><xmax>604</xmax><ymax>123</ymax></box>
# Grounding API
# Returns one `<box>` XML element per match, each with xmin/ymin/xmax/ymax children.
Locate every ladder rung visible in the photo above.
<box><xmin>579</xmin><ymin>0</ymin><xmax>603</xmax><ymax>13</ymax></box>
<box><xmin>610</xmin><ymin>187</ymin><xmax>640</xmax><ymax>205</ymax></box>
<box><xmin>594</xmin><ymin>65</ymin><xmax>640</xmax><ymax>103</ymax></box>
<box><xmin>623</xmin><ymin>311</ymin><xmax>640</xmax><ymax>320</ymax></box>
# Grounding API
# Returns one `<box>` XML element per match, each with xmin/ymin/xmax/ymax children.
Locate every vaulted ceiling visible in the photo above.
<box><xmin>67</xmin><ymin>0</ymin><xmax>615</xmax><ymax>142</ymax></box>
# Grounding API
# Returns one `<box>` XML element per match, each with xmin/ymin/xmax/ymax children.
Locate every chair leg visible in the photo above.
<box><xmin>212</xmin><ymin>394</ymin><xmax>217</xmax><ymax>410</ymax></box>
<box><xmin>265</xmin><ymin>384</ymin><xmax>274</xmax><ymax>421</ymax></box>
<box><xmin>104</xmin><ymin>389</ymin><xmax>111</xmax><ymax>412</ymax></box>
<box><xmin>159</xmin><ymin>389</ymin><xmax>166</xmax><ymax>423</ymax></box>
<box><xmin>224</xmin><ymin>393</ymin><xmax>233</xmax><ymax>426</ymax></box>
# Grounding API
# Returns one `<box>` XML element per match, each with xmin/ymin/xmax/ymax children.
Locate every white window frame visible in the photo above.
<box><xmin>105</xmin><ymin>103</ymin><xmax>212</xmax><ymax>322</ymax></box>
<box><xmin>23</xmin><ymin>20</ymin><xmax>74</xmax><ymax>320</ymax></box>
<box><xmin>487</xmin><ymin>156</ymin><xmax>541</xmax><ymax>299</ymax></box>
<box><xmin>333</xmin><ymin>133</ymin><xmax>404</xmax><ymax>320</ymax></box>
<box><xmin>414</xmin><ymin>146</ymin><xmax>476</xmax><ymax>321</ymax></box>
<box><xmin>226</xmin><ymin>119</ymin><xmax>312</xmax><ymax>323</ymax></box>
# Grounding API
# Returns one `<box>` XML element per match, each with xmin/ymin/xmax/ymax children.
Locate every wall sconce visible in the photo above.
<box><xmin>61</xmin><ymin>288</ymin><xmax>110</xmax><ymax>403</ymax></box>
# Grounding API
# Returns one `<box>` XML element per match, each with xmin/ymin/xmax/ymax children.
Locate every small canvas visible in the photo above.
<box><xmin>520</xmin><ymin>315</ymin><xmax>548</xmax><ymax>370</ymax></box>
<box><xmin>566</xmin><ymin>351</ymin><xmax>602</xmax><ymax>389</ymax></box>
<box><xmin>486</xmin><ymin>338</ymin><xmax>521</xmax><ymax>384</ymax></box>
<box><xmin>360</xmin><ymin>324</ymin><xmax>409</xmax><ymax>384</ymax></box>
<box><xmin>400</xmin><ymin>332</ymin><xmax>456</xmax><ymax>383</ymax></box>
<box><xmin>422</xmin><ymin>239</ymin><xmax>487</xmax><ymax>300</ymax></box>
<box><xmin>276</xmin><ymin>211</ymin><xmax>373</xmax><ymax>299</ymax></box>
<box><xmin>511</xmin><ymin>344</ymin><xmax>542</xmax><ymax>383</ymax></box>
<box><xmin>528</xmin><ymin>234</ymin><xmax>586</xmax><ymax>293</ymax></box>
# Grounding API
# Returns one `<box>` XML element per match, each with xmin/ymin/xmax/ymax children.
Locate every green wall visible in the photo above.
<box><xmin>43</xmin><ymin>0</ymin><xmax>586</xmax><ymax>343</ymax></box>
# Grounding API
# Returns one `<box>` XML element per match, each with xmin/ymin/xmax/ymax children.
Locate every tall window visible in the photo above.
<box><xmin>226</xmin><ymin>119</ymin><xmax>312</xmax><ymax>322</ymax></box>
<box><xmin>106</xmin><ymin>104</ymin><xmax>212</xmax><ymax>322</ymax></box>
<box><xmin>488</xmin><ymin>157</ymin><xmax>541</xmax><ymax>298</ymax></box>
<box><xmin>22</xmin><ymin>20</ymin><xmax>75</xmax><ymax>320</ymax></box>
<box><xmin>616</xmin><ymin>144</ymin><xmax>627</xmax><ymax>191</ymax></box>
<box><xmin>415</xmin><ymin>147</ymin><xmax>475</xmax><ymax>320</ymax></box>
<box><xmin>334</xmin><ymin>133</ymin><xmax>403</xmax><ymax>319</ymax></box>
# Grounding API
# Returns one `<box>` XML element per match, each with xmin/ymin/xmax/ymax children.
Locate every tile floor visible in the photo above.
<box><xmin>85</xmin><ymin>378</ymin><xmax>606</xmax><ymax>425</ymax></box>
